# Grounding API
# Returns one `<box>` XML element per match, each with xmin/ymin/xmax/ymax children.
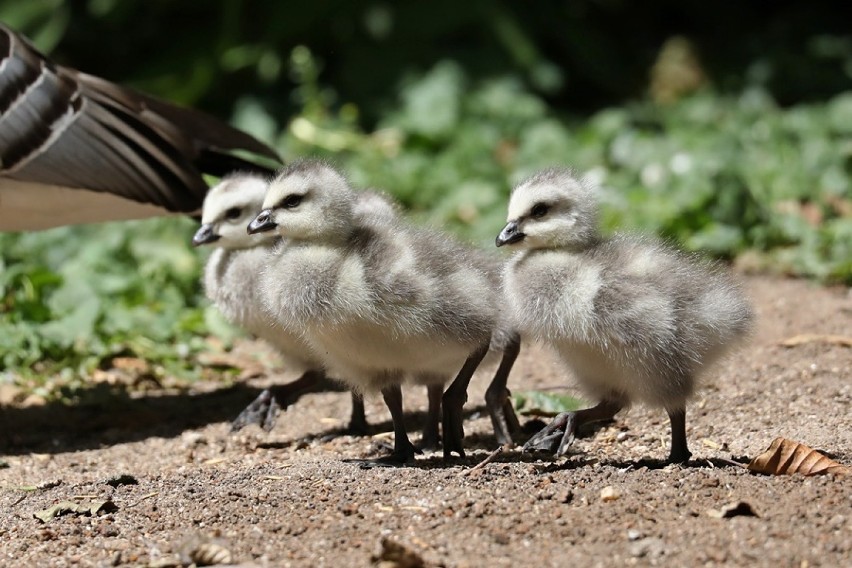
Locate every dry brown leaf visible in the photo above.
<box><xmin>188</xmin><ymin>542</ymin><xmax>233</xmax><ymax>566</ymax></box>
<box><xmin>34</xmin><ymin>499</ymin><xmax>117</xmax><ymax>523</ymax></box>
<box><xmin>747</xmin><ymin>438</ymin><xmax>850</xmax><ymax>476</ymax></box>
<box><xmin>178</xmin><ymin>535</ymin><xmax>234</xmax><ymax>567</ymax></box>
<box><xmin>778</xmin><ymin>334</ymin><xmax>852</xmax><ymax>348</ymax></box>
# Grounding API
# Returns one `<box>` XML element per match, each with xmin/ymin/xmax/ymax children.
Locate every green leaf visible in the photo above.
<box><xmin>393</xmin><ymin>61</ymin><xmax>464</xmax><ymax>141</ymax></box>
<box><xmin>513</xmin><ymin>391</ymin><xmax>585</xmax><ymax>417</ymax></box>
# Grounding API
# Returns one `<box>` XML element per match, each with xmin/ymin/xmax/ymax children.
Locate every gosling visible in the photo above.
<box><xmin>248</xmin><ymin>160</ymin><xmax>511</xmax><ymax>462</ymax></box>
<box><xmin>192</xmin><ymin>173</ymin><xmax>367</xmax><ymax>434</ymax></box>
<box><xmin>497</xmin><ymin>167</ymin><xmax>753</xmax><ymax>463</ymax></box>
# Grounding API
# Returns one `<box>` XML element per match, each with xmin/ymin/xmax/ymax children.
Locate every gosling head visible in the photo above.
<box><xmin>192</xmin><ymin>174</ymin><xmax>270</xmax><ymax>249</ymax></box>
<box><xmin>247</xmin><ymin>160</ymin><xmax>356</xmax><ymax>243</ymax></box>
<box><xmin>496</xmin><ymin>167</ymin><xmax>600</xmax><ymax>250</ymax></box>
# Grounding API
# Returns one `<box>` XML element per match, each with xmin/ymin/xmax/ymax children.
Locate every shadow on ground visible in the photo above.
<box><xmin>0</xmin><ymin>384</ymin><xmax>537</xmax><ymax>459</ymax></box>
<box><xmin>0</xmin><ymin>382</ymin><xmax>270</xmax><ymax>455</ymax></box>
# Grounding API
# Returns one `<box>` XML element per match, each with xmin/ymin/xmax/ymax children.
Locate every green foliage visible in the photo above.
<box><xmin>0</xmin><ymin>218</ymin><xmax>210</xmax><ymax>383</ymax></box>
<box><xmin>272</xmin><ymin>52</ymin><xmax>852</xmax><ymax>278</ymax></box>
<box><xmin>6</xmin><ymin>2</ymin><xmax>852</xmax><ymax>122</ymax></box>
<box><xmin>2</xmin><ymin>6</ymin><xmax>851</xmax><ymax>388</ymax></box>
<box><xmin>513</xmin><ymin>391</ymin><xmax>586</xmax><ymax>417</ymax></box>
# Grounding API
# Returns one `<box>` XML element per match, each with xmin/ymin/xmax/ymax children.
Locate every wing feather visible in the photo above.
<box><xmin>0</xmin><ymin>23</ymin><xmax>280</xmax><ymax>226</ymax></box>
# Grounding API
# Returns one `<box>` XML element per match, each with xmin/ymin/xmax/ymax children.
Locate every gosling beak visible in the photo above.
<box><xmin>247</xmin><ymin>209</ymin><xmax>277</xmax><ymax>234</ymax></box>
<box><xmin>496</xmin><ymin>221</ymin><xmax>524</xmax><ymax>247</ymax></box>
<box><xmin>192</xmin><ymin>223</ymin><xmax>220</xmax><ymax>247</ymax></box>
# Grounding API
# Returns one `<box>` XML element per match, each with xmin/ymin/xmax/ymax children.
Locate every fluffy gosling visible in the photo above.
<box><xmin>248</xmin><ymin>160</ymin><xmax>510</xmax><ymax>462</ymax></box>
<box><xmin>497</xmin><ymin>167</ymin><xmax>753</xmax><ymax>463</ymax></box>
<box><xmin>192</xmin><ymin>173</ymin><xmax>367</xmax><ymax>434</ymax></box>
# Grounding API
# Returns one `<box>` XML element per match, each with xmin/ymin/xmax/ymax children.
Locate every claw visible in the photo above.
<box><xmin>523</xmin><ymin>411</ymin><xmax>578</xmax><ymax>456</ymax></box>
<box><xmin>260</xmin><ymin>398</ymin><xmax>281</xmax><ymax>431</ymax></box>
<box><xmin>231</xmin><ymin>389</ymin><xmax>281</xmax><ymax>432</ymax></box>
<box><xmin>523</xmin><ymin>430</ymin><xmax>565</xmax><ymax>453</ymax></box>
<box><xmin>555</xmin><ymin>426</ymin><xmax>577</xmax><ymax>457</ymax></box>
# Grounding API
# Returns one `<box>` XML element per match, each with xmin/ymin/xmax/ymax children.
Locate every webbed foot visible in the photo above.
<box><xmin>230</xmin><ymin>389</ymin><xmax>281</xmax><ymax>432</ymax></box>
<box><xmin>347</xmin><ymin>438</ymin><xmax>421</xmax><ymax>469</ymax></box>
<box><xmin>522</xmin><ymin>411</ymin><xmax>578</xmax><ymax>456</ymax></box>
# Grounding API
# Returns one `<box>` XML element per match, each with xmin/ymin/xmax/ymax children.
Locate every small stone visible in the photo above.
<box><xmin>600</xmin><ymin>486</ymin><xmax>620</xmax><ymax>502</ymax></box>
<box><xmin>627</xmin><ymin>529</ymin><xmax>643</xmax><ymax>541</ymax></box>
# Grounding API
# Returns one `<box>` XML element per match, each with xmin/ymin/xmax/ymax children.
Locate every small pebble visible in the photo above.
<box><xmin>600</xmin><ymin>486</ymin><xmax>620</xmax><ymax>502</ymax></box>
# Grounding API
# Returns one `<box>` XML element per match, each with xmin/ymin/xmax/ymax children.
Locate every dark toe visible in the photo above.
<box><xmin>523</xmin><ymin>430</ymin><xmax>565</xmax><ymax>453</ymax></box>
<box><xmin>231</xmin><ymin>389</ymin><xmax>279</xmax><ymax>433</ymax></box>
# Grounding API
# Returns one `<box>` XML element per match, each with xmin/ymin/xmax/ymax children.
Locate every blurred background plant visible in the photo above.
<box><xmin>1</xmin><ymin>0</ymin><xmax>850</xmax><ymax>394</ymax></box>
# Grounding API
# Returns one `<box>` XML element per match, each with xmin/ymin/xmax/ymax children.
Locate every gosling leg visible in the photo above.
<box><xmin>484</xmin><ymin>332</ymin><xmax>522</xmax><ymax>446</ymax></box>
<box><xmin>377</xmin><ymin>384</ymin><xmax>419</xmax><ymax>464</ymax></box>
<box><xmin>349</xmin><ymin>384</ymin><xmax>420</xmax><ymax>468</ymax></box>
<box><xmin>442</xmin><ymin>342</ymin><xmax>490</xmax><ymax>459</ymax></box>
<box><xmin>420</xmin><ymin>384</ymin><xmax>443</xmax><ymax>451</ymax></box>
<box><xmin>667</xmin><ymin>407</ymin><xmax>692</xmax><ymax>463</ymax></box>
<box><xmin>523</xmin><ymin>398</ymin><xmax>623</xmax><ymax>457</ymax></box>
<box><xmin>347</xmin><ymin>392</ymin><xmax>369</xmax><ymax>436</ymax></box>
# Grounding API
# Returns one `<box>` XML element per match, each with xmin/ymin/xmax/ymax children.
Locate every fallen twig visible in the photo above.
<box><xmin>129</xmin><ymin>491</ymin><xmax>159</xmax><ymax>507</ymax></box>
<box><xmin>715</xmin><ymin>457</ymin><xmax>748</xmax><ymax>469</ymax></box>
<box><xmin>778</xmin><ymin>334</ymin><xmax>852</xmax><ymax>348</ymax></box>
<box><xmin>462</xmin><ymin>446</ymin><xmax>505</xmax><ymax>476</ymax></box>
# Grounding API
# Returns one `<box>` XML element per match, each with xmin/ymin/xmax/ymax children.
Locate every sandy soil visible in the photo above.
<box><xmin>1</xmin><ymin>275</ymin><xmax>850</xmax><ymax>567</ymax></box>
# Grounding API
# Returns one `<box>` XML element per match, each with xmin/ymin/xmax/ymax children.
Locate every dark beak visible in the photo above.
<box><xmin>247</xmin><ymin>209</ymin><xmax>277</xmax><ymax>235</ymax></box>
<box><xmin>496</xmin><ymin>221</ymin><xmax>524</xmax><ymax>247</ymax></box>
<box><xmin>192</xmin><ymin>223</ymin><xmax>220</xmax><ymax>247</ymax></box>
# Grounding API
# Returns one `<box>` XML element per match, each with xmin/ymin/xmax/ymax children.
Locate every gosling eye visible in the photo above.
<box><xmin>224</xmin><ymin>207</ymin><xmax>242</xmax><ymax>220</ymax></box>
<box><xmin>530</xmin><ymin>202</ymin><xmax>550</xmax><ymax>218</ymax></box>
<box><xmin>279</xmin><ymin>194</ymin><xmax>303</xmax><ymax>209</ymax></box>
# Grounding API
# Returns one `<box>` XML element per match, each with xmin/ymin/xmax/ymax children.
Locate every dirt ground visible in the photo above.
<box><xmin>1</xmin><ymin>274</ymin><xmax>850</xmax><ymax>567</ymax></box>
